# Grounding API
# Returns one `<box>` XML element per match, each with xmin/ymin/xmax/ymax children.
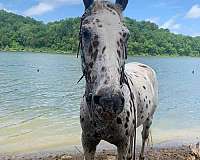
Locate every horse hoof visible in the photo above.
<box><xmin>139</xmin><ymin>155</ymin><xmax>145</xmax><ymax>160</ymax></box>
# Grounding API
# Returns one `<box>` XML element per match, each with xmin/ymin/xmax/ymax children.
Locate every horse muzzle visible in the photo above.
<box><xmin>93</xmin><ymin>92</ymin><xmax>124</xmax><ymax>116</ymax></box>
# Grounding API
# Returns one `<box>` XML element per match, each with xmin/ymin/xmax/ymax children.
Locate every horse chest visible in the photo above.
<box><xmin>81</xmin><ymin>100</ymin><xmax>135</xmax><ymax>142</ymax></box>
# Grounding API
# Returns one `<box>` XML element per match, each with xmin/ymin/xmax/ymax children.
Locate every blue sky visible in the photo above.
<box><xmin>0</xmin><ymin>0</ymin><xmax>200</xmax><ymax>36</ymax></box>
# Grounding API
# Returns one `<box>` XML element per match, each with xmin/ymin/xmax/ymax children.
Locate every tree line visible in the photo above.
<box><xmin>0</xmin><ymin>10</ymin><xmax>200</xmax><ymax>56</ymax></box>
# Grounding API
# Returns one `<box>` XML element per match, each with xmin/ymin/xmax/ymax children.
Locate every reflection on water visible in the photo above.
<box><xmin>0</xmin><ymin>52</ymin><xmax>200</xmax><ymax>153</ymax></box>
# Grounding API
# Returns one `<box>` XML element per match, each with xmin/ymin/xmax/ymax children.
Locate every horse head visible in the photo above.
<box><xmin>80</xmin><ymin>0</ymin><xmax>129</xmax><ymax>120</ymax></box>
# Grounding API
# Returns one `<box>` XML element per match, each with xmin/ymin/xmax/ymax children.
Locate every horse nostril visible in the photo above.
<box><xmin>112</xmin><ymin>95</ymin><xmax>124</xmax><ymax>114</ymax></box>
<box><xmin>93</xmin><ymin>95</ymin><xmax>101</xmax><ymax>105</ymax></box>
<box><xmin>112</xmin><ymin>95</ymin><xmax>124</xmax><ymax>106</ymax></box>
<box><xmin>86</xmin><ymin>93</ymin><xmax>92</xmax><ymax>103</ymax></box>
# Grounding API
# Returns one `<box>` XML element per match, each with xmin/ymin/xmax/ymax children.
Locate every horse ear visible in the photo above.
<box><xmin>83</xmin><ymin>0</ymin><xmax>94</xmax><ymax>10</ymax></box>
<box><xmin>116</xmin><ymin>0</ymin><xmax>128</xmax><ymax>11</ymax></box>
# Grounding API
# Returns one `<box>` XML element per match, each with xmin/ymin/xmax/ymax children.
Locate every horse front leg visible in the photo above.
<box><xmin>139</xmin><ymin>117</ymin><xmax>152</xmax><ymax>160</ymax></box>
<box><xmin>82</xmin><ymin>133</ymin><xmax>100</xmax><ymax>160</ymax></box>
<box><xmin>117</xmin><ymin>145</ymin><xmax>128</xmax><ymax>160</ymax></box>
<box><xmin>127</xmin><ymin>132</ymin><xmax>134</xmax><ymax>160</ymax></box>
<box><xmin>117</xmin><ymin>138</ymin><xmax>131</xmax><ymax>160</ymax></box>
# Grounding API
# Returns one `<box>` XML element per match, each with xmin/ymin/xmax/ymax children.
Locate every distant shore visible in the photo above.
<box><xmin>1</xmin><ymin>50</ymin><xmax>200</xmax><ymax>58</ymax></box>
<box><xmin>0</xmin><ymin>49</ymin><xmax>72</xmax><ymax>55</ymax></box>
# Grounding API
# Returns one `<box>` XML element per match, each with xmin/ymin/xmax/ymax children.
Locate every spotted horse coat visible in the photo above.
<box><xmin>79</xmin><ymin>0</ymin><xmax>158</xmax><ymax>159</ymax></box>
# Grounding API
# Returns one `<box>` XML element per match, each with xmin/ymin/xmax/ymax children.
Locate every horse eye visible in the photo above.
<box><xmin>126</xmin><ymin>33</ymin><xmax>130</xmax><ymax>40</ymax></box>
<box><xmin>82</xmin><ymin>29</ymin><xmax>91</xmax><ymax>39</ymax></box>
<box><xmin>122</xmin><ymin>32</ymin><xmax>127</xmax><ymax>38</ymax></box>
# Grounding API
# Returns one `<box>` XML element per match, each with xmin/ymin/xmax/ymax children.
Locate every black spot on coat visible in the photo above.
<box><xmin>125</xmin><ymin>130</ymin><xmax>128</xmax><ymax>136</ymax></box>
<box><xmin>126</xmin><ymin>117</ymin><xmax>129</xmax><ymax>122</ymax></box>
<box><xmin>93</xmin><ymin>41</ymin><xmax>99</xmax><ymax>48</ymax></box>
<box><xmin>117</xmin><ymin>50</ymin><xmax>121</xmax><ymax>58</ymax></box>
<box><xmin>101</xmin><ymin>66</ymin><xmax>106</xmax><ymax>72</ymax></box>
<box><xmin>127</xmin><ymin>111</ymin><xmax>130</xmax><ymax>117</ymax></box>
<box><xmin>124</xmin><ymin>123</ymin><xmax>128</xmax><ymax>128</ymax></box>
<box><xmin>117</xmin><ymin>117</ymin><xmax>122</xmax><ymax>124</ymax></box>
<box><xmin>102</xmin><ymin>46</ymin><xmax>106</xmax><ymax>54</ymax></box>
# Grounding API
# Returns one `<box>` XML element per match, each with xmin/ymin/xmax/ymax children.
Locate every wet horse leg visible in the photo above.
<box><xmin>139</xmin><ymin>117</ymin><xmax>152</xmax><ymax>160</ymax></box>
<box><xmin>117</xmin><ymin>139</ymin><xmax>129</xmax><ymax>160</ymax></box>
<box><xmin>117</xmin><ymin>145</ymin><xmax>128</xmax><ymax>160</ymax></box>
<box><xmin>127</xmin><ymin>131</ymin><xmax>135</xmax><ymax>160</ymax></box>
<box><xmin>117</xmin><ymin>136</ymin><xmax>135</xmax><ymax>160</ymax></box>
<box><xmin>82</xmin><ymin>133</ymin><xmax>100</xmax><ymax>160</ymax></box>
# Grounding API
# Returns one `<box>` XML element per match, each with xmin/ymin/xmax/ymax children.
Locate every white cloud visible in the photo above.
<box><xmin>24</xmin><ymin>0</ymin><xmax>81</xmax><ymax>16</ymax></box>
<box><xmin>191</xmin><ymin>32</ymin><xmax>200</xmax><ymax>37</ymax></box>
<box><xmin>24</xmin><ymin>2</ymin><xmax>54</xmax><ymax>16</ymax></box>
<box><xmin>160</xmin><ymin>17</ymin><xmax>181</xmax><ymax>30</ymax></box>
<box><xmin>146</xmin><ymin>17</ymin><xmax>160</xmax><ymax>24</ymax></box>
<box><xmin>186</xmin><ymin>4</ymin><xmax>200</xmax><ymax>19</ymax></box>
<box><xmin>0</xmin><ymin>3</ymin><xmax>14</xmax><ymax>13</ymax></box>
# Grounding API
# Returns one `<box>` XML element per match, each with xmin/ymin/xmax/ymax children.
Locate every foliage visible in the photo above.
<box><xmin>125</xmin><ymin>17</ymin><xmax>200</xmax><ymax>56</ymax></box>
<box><xmin>0</xmin><ymin>10</ymin><xmax>200</xmax><ymax>56</ymax></box>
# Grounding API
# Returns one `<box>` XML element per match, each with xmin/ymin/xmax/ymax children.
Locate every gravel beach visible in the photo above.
<box><xmin>1</xmin><ymin>143</ymin><xmax>200</xmax><ymax>160</ymax></box>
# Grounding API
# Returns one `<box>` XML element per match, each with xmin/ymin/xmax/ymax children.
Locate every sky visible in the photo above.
<box><xmin>0</xmin><ymin>0</ymin><xmax>200</xmax><ymax>37</ymax></box>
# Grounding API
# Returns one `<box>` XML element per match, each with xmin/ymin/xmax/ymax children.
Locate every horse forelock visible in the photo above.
<box><xmin>84</xmin><ymin>1</ymin><xmax>122</xmax><ymax>18</ymax></box>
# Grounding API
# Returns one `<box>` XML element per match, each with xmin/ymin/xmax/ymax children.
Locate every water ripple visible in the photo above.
<box><xmin>0</xmin><ymin>52</ymin><xmax>200</xmax><ymax>153</ymax></box>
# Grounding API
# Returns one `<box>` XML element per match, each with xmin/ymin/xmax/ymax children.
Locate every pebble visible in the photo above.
<box><xmin>106</xmin><ymin>155</ymin><xmax>116</xmax><ymax>160</ymax></box>
<box><xmin>61</xmin><ymin>155</ymin><xmax>73</xmax><ymax>160</ymax></box>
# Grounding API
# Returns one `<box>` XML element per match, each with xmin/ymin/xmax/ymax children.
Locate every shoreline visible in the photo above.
<box><xmin>1</xmin><ymin>50</ymin><xmax>200</xmax><ymax>58</ymax></box>
<box><xmin>0</xmin><ymin>139</ymin><xmax>199</xmax><ymax>160</ymax></box>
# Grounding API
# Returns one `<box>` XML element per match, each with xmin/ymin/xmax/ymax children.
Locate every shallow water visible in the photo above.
<box><xmin>0</xmin><ymin>52</ymin><xmax>200</xmax><ymax>154</ymax></box>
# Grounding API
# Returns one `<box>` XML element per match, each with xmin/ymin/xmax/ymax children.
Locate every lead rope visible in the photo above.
<box><xmin>77</xmin><ymin>16</ymin><xmax>83</xmax><ymax>58</ymax></box>
<box><xmin>77</xmin><ymin>14</ymin><xmax>86</xmax><ymax>84</ymax></box>
<box><xmin>121</xmin><ymin>36</ymin><xmax>137</xmax><ymax>160</ymax></box>
<box><xmin>77</xmin><ymin>11</ymin><xmax>88</xmax><ymax>58</ymax></box>
<box><xmin>123</xmin><ymin>73</ymin><xmax>137</xmax><ymax>160</ymax></box>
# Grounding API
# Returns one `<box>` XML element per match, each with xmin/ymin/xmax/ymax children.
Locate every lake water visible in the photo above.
<box><xmin>0</xmin><ymin>52</ymin><xmax>200</xmax><ymax>154</ymax></box>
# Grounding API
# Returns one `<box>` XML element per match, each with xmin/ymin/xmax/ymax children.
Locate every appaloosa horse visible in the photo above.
<box><xmin>79</xmin><ymin>0</ymin><xmax>158</xmax><ymax>159</ymax></box>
